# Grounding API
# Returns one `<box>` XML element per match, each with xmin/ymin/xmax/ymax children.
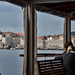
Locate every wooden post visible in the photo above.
<box><xmin>64</xmin><ymin>13</ymin><xmax>71</xmax><ymax>50</ymax></box>
<box><xmin>34</xmin><ymin>6</ymin><xmax>38</xmax><ymax>75</ymax></box>
<box><xmin>23</xmin><ymin>4</ymin><xmax>37</xmax><ymax>75</ymax></box>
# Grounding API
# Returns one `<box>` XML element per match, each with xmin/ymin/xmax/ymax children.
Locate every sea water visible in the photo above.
<box><xmin>0</xmin><ymin>49</ymin><xmax>63</xmax><ymax>75</ymax></box>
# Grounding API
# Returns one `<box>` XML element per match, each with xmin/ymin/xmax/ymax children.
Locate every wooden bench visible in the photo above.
<box><xmin>37</xmin><ymin>59</ymin><xmax>63</xmax><ymax>75</ymax></box>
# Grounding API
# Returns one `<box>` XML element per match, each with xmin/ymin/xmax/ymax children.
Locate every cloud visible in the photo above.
<box><xmin>37</xmin><ymin>11</ymin><xmax>64</xmax><ymax>36</ymax></box>
<box><xmin>0</xmin><ymin>1</ymin><xmax>24</xmax><ymax>33</ymax></box>
<box><xmin>0</xmin><ymin>2</ymin><xmax>22</xmax><ymax>12</ymax></box>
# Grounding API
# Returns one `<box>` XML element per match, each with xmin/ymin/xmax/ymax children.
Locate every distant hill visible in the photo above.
<box><xmin>71</xmin><ymin>31</ymin><xmax>75</xmax><ymax>35</ymax></box>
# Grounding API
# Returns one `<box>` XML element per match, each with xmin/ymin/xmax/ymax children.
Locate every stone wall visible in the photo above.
<box><xmin>72</xmin><ymin>39</ymin><xmax>75</xmax><ymax>47</ymax></box>
<box><xmin>37</xmin><ymin>40</ymin><xmax>63</xmax><ymax>49</ymax></box>
<box><xmin>37</xmin><ymin>40</ymin><xmax>44</xmax><ymax>49</ymax></box>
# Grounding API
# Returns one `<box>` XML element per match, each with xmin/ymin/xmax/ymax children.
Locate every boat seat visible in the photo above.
<box><xmin>37</xmin><ymin>59</ymin><xmax>63</xmax><ymax>75</ymax></box>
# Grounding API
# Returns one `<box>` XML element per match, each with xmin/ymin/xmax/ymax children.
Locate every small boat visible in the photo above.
<box><xmin>10</xmin><ymin>48</ymin><xmax>15</xmax><ymax>50</ymax></box>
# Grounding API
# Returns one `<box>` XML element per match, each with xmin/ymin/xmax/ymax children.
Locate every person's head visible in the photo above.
<box><xmin>67</xmin><ymin>45</ymin><xmax>74</xmax><ymax>53</ymax></box>
<box><xmin>64</xmin><ymin>41</ymin><xmax>73</xmax><ymax>51</ymax></box>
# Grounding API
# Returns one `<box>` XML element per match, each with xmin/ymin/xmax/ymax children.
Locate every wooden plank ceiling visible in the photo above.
<box><xmin>36</xmin><ymin>1</ymin><xmax>75</xmax><ymax>19</ymax></box>
<box><xmin>0</xmin><ymin>0</ymin><xmax>27</xmax><ymax>6</ymax></box>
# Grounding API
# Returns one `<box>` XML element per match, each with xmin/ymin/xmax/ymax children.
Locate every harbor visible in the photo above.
<box><xmin>0</xmin><ymin>49</ymin><xmax>24</xmax><ymax>75</ymax></box>
<box><xmin>0</xmin><ymin>49</ymin><xmax>63</xmax><ymax>75</ymax></box>
<box><xmin>0</xmin><ymin>0</ymin><xmax>75</xmax><ymax>75</ymax></box>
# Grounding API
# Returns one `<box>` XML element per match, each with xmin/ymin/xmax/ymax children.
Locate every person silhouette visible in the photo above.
<box><xmin>55</xmin><ymin>41</ymin><xmax>75</xmax><ymax>75</ymax></box>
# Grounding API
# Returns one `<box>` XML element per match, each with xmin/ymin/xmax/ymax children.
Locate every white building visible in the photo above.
<box><xmin>2</xmin><ymin>37</ymin><xmax>12</xmax><ymax>44</ymax></box>
<box><xmin>0</xmin><ymin>34</ymin><xmax>3</xmax><ymax>40</ymax></box>
<box><xmin>20</xmin><ymin>38</ymin><xmax>24</xmax><ymax>45</ymax></box>
<box><xmin>47</xmin><ymin>36</ymin><xmax>57</xmax><ymax>40</ymax></box>
<box><xmin>2</xmin><ymin>37</ymin><xmax>20</xmax><ymax>46</ymax></box>
<box><xmin>58</xmin><ymin>35</ymin><xmax>63</xmax><ymax>40</ymax></box>
<box><xmin>6</xmin><ymin>34</ymin><xmax>11</xmax><ymax>38</ymax></box>
<box><xmin>72</xmin><ymin>39</ymin><xmax>75</xmax><ymax>47</ymax></box>
<box><xmin>47</xmin><ymin>37</ymin><xmax>50</xmax><ymax>40</ymax></box>
<box><xmin>12</xmin><ymin>38</ymin><xmax>20</xmax><ymax>45</ymax></box>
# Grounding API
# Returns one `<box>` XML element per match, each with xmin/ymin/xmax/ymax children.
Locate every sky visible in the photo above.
<box><xmin>0</xmin><ymin>2</ymin><xmax>24</xmax><ymax>33</ymax></box>
<box><xmin>0</xmin><ymin>1</ymin><xmax>75</xmax><ymax>36</ymax></box>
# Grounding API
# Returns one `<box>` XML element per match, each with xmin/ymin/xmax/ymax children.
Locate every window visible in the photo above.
<box><xmin>37</xmin><ymin>11</ymin><xmax>64</xmax><ymax>60</ymax></box>
<box><xmin>0</xmin><ymin>2</ymin><xmax>24</xmax><ymax>75</ymax></box>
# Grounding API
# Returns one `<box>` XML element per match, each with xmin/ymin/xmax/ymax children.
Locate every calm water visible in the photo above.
<box><xmin>0</xmin><ymin>49</ymin><xmax>24</xmax><ymax>75</ymax></box>
<box><xmin>37</xmin><ymin>50</ymin><xmax>64</xmax><ymax>60</ymax></box>
<box><xmin>0</xmin><ymin>49</ymin><xmax>63</xmax><ymax>75</ymax></box>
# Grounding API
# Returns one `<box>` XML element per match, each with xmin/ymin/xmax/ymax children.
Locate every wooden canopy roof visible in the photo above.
<box><xmin>36</xmin><ymin>1</ymin><xmax>75</xmax><ymax>19</ymax></box>
<box><xmin>1</xmin><ymin>0</ymin><xmax>75</xmax><ymax>19</ymax></box>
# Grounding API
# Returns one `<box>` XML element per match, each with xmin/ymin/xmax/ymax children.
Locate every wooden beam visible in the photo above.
<box><xmin>64</xmin><ymin>13</ymin><xmax>71</xmax><ymax>49</ymax></box>
<box><xmin>36</xmin><ymin>5</ymin><xmax>66</xmax><ymax>18</ymax></box>
<box><xmin>55</xmin><ymin>5</ymin><xmax>75</xmax><ymax>11</ymax></box>
<box><xmin>50</xmin><ymin>1</ymin><xmax>75</xmax><ymax>9</ymax></box>
<box><xmin>0</xmin><ymin>0</ymin><xmax>27</xmax><ymax>7</ymax></box>
<box><xmin>34</xmin><ymin>6</ymin><xmax>38</xmax><ymax>75</ymax></box>
<box><xmin>23</xmin><ymin>6</ymin><xmax>28</xmax><ymax>75</ymax></box>
<box><xmin>23</xmin><ymin>4</ymin><xmax>37</xmax><ymax>75</ymax></box>
<box><xmin>34</xmin><ymin>0</ymin><xmax>75</xmax><ymax>4</ymax></box>
<box><xmin>20</xmin><ymin>53</ymin><xmax>63</xmax><ymax>57</ymax></box>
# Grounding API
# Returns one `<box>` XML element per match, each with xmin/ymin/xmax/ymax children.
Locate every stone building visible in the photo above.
<box><xmin>20</xmin><ymin>38</ymin><xmax>24</xmax><ymax>45</ymax></box>
<box><xmin>2</xmin><ymin>37</ymin><xmax>20</xmax><ymax>47</ymax></box>
<box><xmin>37</xmin><ymin>39</ymin><xmax>63</xmax><ymax>49</ymax></box>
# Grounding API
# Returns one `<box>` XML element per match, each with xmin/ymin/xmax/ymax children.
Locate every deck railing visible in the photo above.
<box><xmin>20</xmin><ymin>53</ymin><xmax>62</xmax><ymax>60</ymax></box>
